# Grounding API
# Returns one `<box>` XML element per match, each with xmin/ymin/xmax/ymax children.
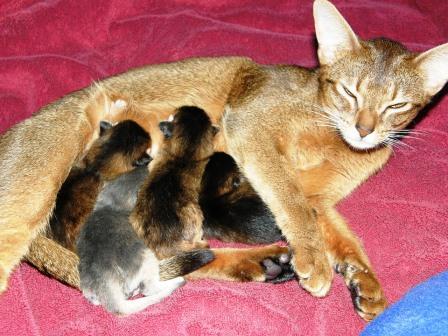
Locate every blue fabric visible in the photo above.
<box><xmin>362</xmin><ymin>271</ymin><xmax>448</xmax><ymax>336</ymax></box>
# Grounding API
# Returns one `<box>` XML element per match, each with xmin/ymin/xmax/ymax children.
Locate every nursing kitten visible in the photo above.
<box><xmin>49</xmin><ymin>119</ymin><xmax>151</xmax><ymax>251</ymax></box>
<box><xmin>131</xmin><ymin>106</ymin><xmax>219</xmax><ymax>259</ymax></box>
<box><xmin>200</xmin><ymin>152</ymin><xmax>282</xmax><ymax>244</ymax></box>
<box><xmin>77</xmin><ymin>166</ymin><xmax>214</xmax><ymax>315</ymax></box>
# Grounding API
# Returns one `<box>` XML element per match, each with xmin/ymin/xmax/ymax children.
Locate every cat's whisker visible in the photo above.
<box><xmin>389</xmin><ymin>133</ymin><xmax>423</xmax><ymax>142</ymax></box>
<box><xmin>407</xmin><ymin>129</ymin><xmax>430</xmax><ymax>135</ymax></box>
<box><xmin>314</xmin><ymin>122</ymin><xmax>338</xmax><ymax>129</ymax></box>
<box><xmin>315</xmin><ymin>114</ymin><xmax>337</xmax><ymax>124</ymax></box>
<box><xmin>386</xmin><ymin>137</ymin><xmax>415</xmax><ymax>151</ymax></box>
<box><xmin>390</xmin><ymin>129</ymin><xmax>427</xmax><ymax>138</ymax></box>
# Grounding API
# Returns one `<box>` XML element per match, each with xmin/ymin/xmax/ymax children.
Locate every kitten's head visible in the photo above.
<box><xmin>159</xmin><ymin>106</ymin><xmax>219</xmax><ymax>160</ymax></box>
<box><xmin>314</xmin><ymin>0</ymin><xmax>448</xmax><ymax>150</ymax></box>
<box><xmin>84</xmin><ymin>120</ymin><xmax>152</xmax><ymax>179</ymax></box>
<box><xmin>201</xmin><ymin>153</ymin><xmax>247</xmax><ymax>198</ymax></box>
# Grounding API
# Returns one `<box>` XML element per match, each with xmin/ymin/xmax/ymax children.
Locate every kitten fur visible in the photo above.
<box><xmin>78</xmin><ymin>166</ymin><xmax>214</xmax><ymax>315</ymax></box>
<box><xmin>49</xmin><ymin>119</ymin><xmax>152</xmax><ymax>251</ymax></box>
<box><xmin>131</xmin><ymin>106</ymin><xmax>218</xmax><ymax>258</ymax></box>
<box><xmin>200</xmin><ymin>152</ymin><xmax>282</xmax><ymax>244</ymax></box>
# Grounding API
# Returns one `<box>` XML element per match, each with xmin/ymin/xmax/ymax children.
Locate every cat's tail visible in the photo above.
<box><xmin>159</xmin><ymin>249</ymin><xmax>214</xmax><ymax>281</ymax></box>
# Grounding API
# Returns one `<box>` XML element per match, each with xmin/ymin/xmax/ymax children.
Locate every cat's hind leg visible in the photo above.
<box><xmin>186</xmin><ymin>245</ymin><xmax>294</xmax><ymax>283</ymax></box>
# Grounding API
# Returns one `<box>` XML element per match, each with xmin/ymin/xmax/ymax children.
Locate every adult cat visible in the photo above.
<box><xmin>0</xmin><ymin>0</ymin><xmax>447</xmax><ymax>321</ymax></box>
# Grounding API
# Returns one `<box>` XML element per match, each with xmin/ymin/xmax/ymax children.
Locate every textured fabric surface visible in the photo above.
<box><xmin>362</xmin><ymin>271</ymin><xmax>448</xmax><ymax>336</ymax></box>
<box><xmin>0</xmin><ymin>1</ymin><xmax>447</xmax><ymax>335</ymax></box>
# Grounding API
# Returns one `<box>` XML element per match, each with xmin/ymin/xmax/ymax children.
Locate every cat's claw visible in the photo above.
<box><xmin>338</xmin><ymin>262</ymin><xmax>388</xmax><ymax>321</ymax></box>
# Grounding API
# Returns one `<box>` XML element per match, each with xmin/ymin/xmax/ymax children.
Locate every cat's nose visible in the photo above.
<box><xmin>355</xmin><ymin>123</ymin><xmax>374</xmax><ymax>138</ymax></box>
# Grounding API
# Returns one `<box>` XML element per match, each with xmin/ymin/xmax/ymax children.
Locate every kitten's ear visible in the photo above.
<box><xmin>159</xmin><ymin>121</ymin><xmax>174</xmax><ymax>138</ymax></box>
<box><xmin>99</xmin><ymin>120</ymin><xmax>112</xmax><ymax>136</ymax></box>
<box><xmin>133</xmin><ymin>153</ymin><xmax>152</xmax><ymax>167</ymax></box>
<box><xmin>211</xmin><ymin>125</ymin><xmax>220</xmax><ymax>136</ymax></box>
<box><xmin>414</xmin><ymin>43</ymin><xmax>448</xmax><ymax>97</ymax></box>
<box><xmin>313</xmin><ymin>0</ymin><xmax>360</xmax><ymax>65</ymax></box>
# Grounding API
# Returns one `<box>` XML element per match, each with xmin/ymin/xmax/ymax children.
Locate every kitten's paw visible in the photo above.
<box><xmin>336</xmin><ymin>262</ymin><xmax>387</xmax><ymax>321</ymax></box>
<box><xmin>110</xmin><ymin>99</ymin><xmax>127</xmax><ymax>116</ymax></box>
<box><xmin>172</xmin><ymin>276</ymin><xmax>186</xmax><ymax>287</ymax></box>
<box><xmin>162</xmin><ymin>276</ymin><xmax>185</xmax><ymax>294</ymax></box>
<box><xmin>83</xmin><ymin>291</ymin><xmax>101</xmax><ymax>306</ymax></box>
<box><xmin>193</xmin><ymin>240</ymin><xmax>209</xmax><ymax>249</ymax></box>
<box><xmin>113</xmin><ymin>99</ymin><xmax>127</xmax><ymax>109</ymax></box>
<box><xmin>292</xmin><ymin>246</ymin><xmax>333</xmax><ymax>297</ymax></box>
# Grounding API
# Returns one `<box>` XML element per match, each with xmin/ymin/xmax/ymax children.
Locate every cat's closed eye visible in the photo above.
<box><xmin>342</xmin><ymin>85</ymin><xmax>356</xmax><ymax>99</ymax></box>
<box><xmin>387</xmin><ymin>102</ymin><xmax>408</xmax><ymax>110</ymax></box>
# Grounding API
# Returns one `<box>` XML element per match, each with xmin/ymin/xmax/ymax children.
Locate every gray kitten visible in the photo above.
<box><xmin>77</xmin><ymin>167</ymin><xmax>213</xmax><ymax>315</ymax></box>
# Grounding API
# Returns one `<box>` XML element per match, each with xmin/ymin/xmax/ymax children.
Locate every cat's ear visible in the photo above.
<box><xmin>133</xmin><ymin>153</ymin><xmax>153</xmax><ymax>167</ymax></box>
<box><xmin>313</xmin><ymin>0</ymin><xmax>360</xmax><ymax>65</ymax></box>
<box><xmin>414</xmin><ymin>43</ymin><xmax>448</xmax><ymax>97</ymax></box>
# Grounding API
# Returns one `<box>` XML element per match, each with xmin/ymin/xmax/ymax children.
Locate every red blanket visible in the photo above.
<box><xmin>0</xmin><ymin>1</ymin><xmax>447</xmax><ymax>335</ymax></box>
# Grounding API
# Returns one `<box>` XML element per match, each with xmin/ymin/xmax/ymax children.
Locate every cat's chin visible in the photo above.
<box><xmin>339</xmin><ymin>130</ymin><xmax>380</xmax><ymax>151</ymax></box>
<box><xmin>344</xmin><ymin>139</ymin><xmax>379</xmax><ymax>151</ymax></box>
<box><xmin>342</xmin><ymin>133</ymin><xmax>379</xmax><ymax>151</ymax></box>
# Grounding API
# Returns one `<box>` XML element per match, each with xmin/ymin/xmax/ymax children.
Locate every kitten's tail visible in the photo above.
<box><xmin>159</xmin><ymin>249</ymin><xmax>214</xmax><ymax>281</ymax></box>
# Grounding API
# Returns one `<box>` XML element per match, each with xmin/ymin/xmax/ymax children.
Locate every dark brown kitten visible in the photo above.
<box><xmin>49</xmin><ymin>120</ymin><xmax>151</xmax><ymax>251</ymax></box>
<box><xmin>131</xmin><ymin>106</ymin><xmax>218</xmax><ymax>258</ymax></box>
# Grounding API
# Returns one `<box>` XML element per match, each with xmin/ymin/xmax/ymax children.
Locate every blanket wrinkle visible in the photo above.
<box><xmin>0</xmin><ymin>1</ymin><xmax>447</xmax><ymax>335</ymax></box>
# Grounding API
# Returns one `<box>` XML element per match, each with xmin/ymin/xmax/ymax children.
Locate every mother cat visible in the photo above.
<box><xmin>0</xmin><ymin>0</ymin><xmax>446</xmax><ymax>321</ymax></box>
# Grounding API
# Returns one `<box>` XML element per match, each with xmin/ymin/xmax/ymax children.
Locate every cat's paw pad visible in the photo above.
<box><xmin>262</xmin><ymin>253</ymin><xmax>295</xmax><ymax>283</ymax></box>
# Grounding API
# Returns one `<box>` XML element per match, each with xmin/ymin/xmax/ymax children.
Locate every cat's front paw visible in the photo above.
<box><xmin>292</xmin><ymin>245</ymin><xmax>333</xmax><ymax>297</ymax></box>
<box><xmin>336</xmin><ymin>262</ymin><xmax>387</xmax><ymax>321</ymax></box>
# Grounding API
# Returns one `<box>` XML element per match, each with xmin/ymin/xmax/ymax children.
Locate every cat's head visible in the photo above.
<box><xmin>314</xmin><ymin>0</ymin><xmax>448</xmax><ymax>150</ymax></box>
